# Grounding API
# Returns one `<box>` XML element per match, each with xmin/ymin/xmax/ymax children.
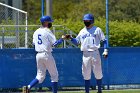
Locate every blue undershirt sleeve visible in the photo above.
<box><xmin>71</xmin><ymin>38</ymin><xmax>79</xmax><ymax>46</ymax></box>
<box><xmin>52</xmin><ymin>38</ymin><xmax>64</xmax><ymax>47</ymax></box>
<box><xmin>103</xmin><ymin>39</ymin><xmax>107</xmax><ymax>49</ymax></box>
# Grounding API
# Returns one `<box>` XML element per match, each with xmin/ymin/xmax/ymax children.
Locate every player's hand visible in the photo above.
<box><xmin>61</xmin><ymin>35</ymin><xmax>66</xmax><ymax>39</ymax></box>
<box><xmin>61</xmin><ymin>34</ymin><xmax>72</xmax><ymax>40</ymax></box>
<box><xmin>102</xmin><ymin>49</ymin><xmax>108</xmax><ymax>58</ymax></box>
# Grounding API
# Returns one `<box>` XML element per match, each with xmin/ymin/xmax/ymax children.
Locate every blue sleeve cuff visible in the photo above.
<box><xmin>53</xmin><ymin>38</ymin><xmax>64</xmax><ymax>47</ymax></box>
<box><xmin>71</xmin><ymin>38</ymin><xmax>78</xmax><ymax>46</ymax></box>
<box><xmin>103</xmin><ymin>39</ymin><xmax>107</xmax><ymax>49</ymax></box>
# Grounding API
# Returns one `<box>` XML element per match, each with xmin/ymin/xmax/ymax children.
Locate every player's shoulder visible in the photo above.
<box><xmin>46</xmin><ymin>28</ymin><xmax>52</xmax><ymax>33</ymax></box>
<box><xmin>94</xmin><ymin>26</ymin><xmax>103</xmax><ymax>32</ymax></box>
<box><xmin>79</xmin><ymin>27</ymin><xmax>86</xmax><ymax>33</ymax></box>
<box><xmin>35</xmin><ymin>27</ymin><xmax>43</xmax><ymax>32</ymax></box>
<box><xmin>96</xmin><ymin>26</ymin><xmax>102</xmax><ymax>30</ymax></box>
<box><xmin>33</xmin><ymin>28</ymin><xmax>41</xmax><ymax>34</ymax></box>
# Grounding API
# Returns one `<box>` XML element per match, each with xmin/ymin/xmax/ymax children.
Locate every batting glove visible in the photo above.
<box><xmin>102</xmin><ymin>49</ymin><xmax>108</xmax><ymax>58</ymax></box>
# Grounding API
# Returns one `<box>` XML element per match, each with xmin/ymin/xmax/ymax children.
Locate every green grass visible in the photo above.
<box><xmin>38</xmin><ymin>89</ymin><xmax>140</xmax><ymax>93</ymax></box>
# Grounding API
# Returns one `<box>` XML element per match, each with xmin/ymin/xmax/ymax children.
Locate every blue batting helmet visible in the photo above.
<box><xmin>83</xmin><ymin>13</ymin><xmax>94</xmax><ymax>21</ymax></box>
<box><xmin>40</xmin><ymin>16</ymin><xmax>53</xmax><ymax>23</ymax></box>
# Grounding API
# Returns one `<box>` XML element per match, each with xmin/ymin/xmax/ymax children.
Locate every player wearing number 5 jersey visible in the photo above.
<box><xmin>23</xmin><ymin>15</ymin><xmax>63</xmax><ymax>93</ymax></box>
<box><xmin>70</xmin><ymin>14</ymin><xmax>108</xmax><ymax>93</ymax></box>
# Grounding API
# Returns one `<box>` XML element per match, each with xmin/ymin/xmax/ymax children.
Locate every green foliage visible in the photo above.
<box><xmin>54</xmin><ymin>18</ymin><xmax>140</xmax><ymax>47</ymax></box>
<box><xmin>109</xmin><ymin>20</ymin><xmax>140</xmax><ymax>47</ymax></box>
<box><xmin>22</xmin><ymin>0</ymin><xmax>41</xmax><ymax>23</ymax></box>
<box><xmin>20</xmin><ymin>0</ymin><xmax>140</xmax><ymax>47</ymax></box>
<box><xmin>54</xmin><ymin>18</ymin><xmax>84</xmax><ymax>34</ymax></box>
<box><xmin>109</xmin><ymin>0</ymin><xmax>140</xmax><ymax>22</ymax></box>
<box><xmin>53</xmin><ymin>0</ymin><xmax>106</xmax><ymax>21</ymax></box>
<box><xmin>22</xmin><ymin>0</ymin><xmax>140</xmax><ymax>23</ymax></box>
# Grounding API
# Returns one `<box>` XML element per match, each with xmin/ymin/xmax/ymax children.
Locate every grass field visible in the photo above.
<box><xmin>6</xmin><ymin>88</ymin><xmax>140</xmax><ymax>93</ymax></box>
<box><xmin>29</xmin><ymin>89</ymin><xmax>140</xmax><ymax>93</ymax></box>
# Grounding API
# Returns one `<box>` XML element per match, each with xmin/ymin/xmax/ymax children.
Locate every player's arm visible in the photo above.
<box><xmin>103</xmin><ymin>39</ymin><xmax>107</xmax><ymax>49</ymax></box>
<box><xmin>47</xmin><ymin>32</ymin><xmax>64</xmax><ymax>47</ymax></box>
<box><xmin>98</xmin><ymin>28</ymin><xmax>108</xmax><ymax>58</ymax></box>
<box><xmin>60</xmin><ymin>34</ymin><xmax>79</xmax><ymax>46</ymax></box>
<box><xmin>64</xmin><ymin>34</ymin><xmax>79</xmax><ymax>46</ymax></box>
<box><xmin>52</xmin><ymin>38</ymin><xmax>64</xmax><ymax>47</ymax></box>
<box><xmin>102</xmin><ymin>39</ymin><xmax>108</xmax><ymax>58</ymax></box>
<box><xmin>32</xmin><ymin>43</ymin><xmax>35</xmax><ymax>48</ymax></box>
<box><xmin>71</xmin><ymin>38</ymin><xmax>79</xmax><ymax>46</ymax></box>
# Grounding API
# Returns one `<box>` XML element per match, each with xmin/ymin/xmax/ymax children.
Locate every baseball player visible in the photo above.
<box><xmin>65</xmin><ymin>13</ymin><xmax>108</xmax><ymax>93</ymax></box>
<box><xmin>23</xmin><ymin>15</ymin><xmax>64</xmax><ymax>93</ymax></box>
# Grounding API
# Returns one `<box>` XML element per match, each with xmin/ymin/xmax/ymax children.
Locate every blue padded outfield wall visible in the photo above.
<box><xmin>0</xmin><ymin>47</ymin><xmax>140</xmax><ymax>88</ymax></box>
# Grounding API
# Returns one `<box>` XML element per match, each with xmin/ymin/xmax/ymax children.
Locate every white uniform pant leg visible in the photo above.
<box><xmin>46</xmin><ymin>53</ymin><xmax>58</xmax><ymax>82</ymax></box>
<box><xmin>36</xmin><ymin>52</ymin><xmax>58</xmax><ymax>83</ymax></box>
<box><xmin>36</xmin><ymin>53</ymin><xmax>47</xmax><ymax>83</ymax></box>
<box><xmin>82</xmin><ymin>52</ymin><xmax>92</xmax><ymax>80</ymax></box>
<box><xmin>92</xmin><ymin>50</ymin><xmax>103</xmax><ymax>79</ymax></box>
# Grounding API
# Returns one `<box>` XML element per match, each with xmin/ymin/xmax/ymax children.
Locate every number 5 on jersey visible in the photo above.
<box><xmin>38</xmin><ymin>34</ymin><xmax>42</xmax><ymax>44</ymax></box>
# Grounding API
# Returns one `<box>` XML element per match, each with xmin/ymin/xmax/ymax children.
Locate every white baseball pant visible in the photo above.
<box><xmin>82</xmin><ymin>50</ymin><xmax>103</xmax><ymax>80</ymax></box>
<box><xmin>35</xmin><ymin>52</ymin><xmax>58</xmax><ymax>83</ymax></box>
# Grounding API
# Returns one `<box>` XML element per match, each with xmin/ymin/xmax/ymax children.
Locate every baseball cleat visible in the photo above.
<box><xmin>22</xmin><ymin>86</ymin><xmax>30</xmax><ymax>93</ymax></box>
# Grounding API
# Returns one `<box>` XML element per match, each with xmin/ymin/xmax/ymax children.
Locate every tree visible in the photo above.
<box><xmin>22</xmin><ymin>0</ymin><xmax>41</xmax><ymax>23</ymax></box>
<box><xmin>22</xmin><ymin>0</ymin><xmax>140</xmax><ymax>23</ymax></box>
<box><xmin>109</xmin><ymin>0</ymin><xmax>140</xmax><ymax>22</ymax></box>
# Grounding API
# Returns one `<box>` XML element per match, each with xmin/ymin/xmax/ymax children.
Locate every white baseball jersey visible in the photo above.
<box><xmin>33</xmin><ymin>27</ymin><xmax>56</xmax><ymax>53</ymax></box>
<box><xmin>76</xmin><ymin>26</ymin><xmax>105</xmax><ymax>51</ymax></box>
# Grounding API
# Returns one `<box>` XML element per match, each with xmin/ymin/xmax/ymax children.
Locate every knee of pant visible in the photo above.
<box><xmin>82</xmin><ymin>73</ymin><xmax>91</xmax><ymax>80</ymax></box>
<box><xmin>51</xmin><ymin>73</ymin><xmax>58</xmax><ymax>82</ymax></box>
<box><xmin>36</xmin><ymin>75</ymin><xmax>46</xmax><ymax>83</ymax></box>
<box><xmin>95</xmin><ymin>75</ymin><xmax>103</xmax><ymax>80</ymax></box>
<box><xmin>84</xmin><ymin>77</ymin><xmax>91</xmax><ymax>80</ymax></box>
<box><xmin>83</xmin><ymin>74</ymin><xmax>91</xmax><ymax>80</ymax></box>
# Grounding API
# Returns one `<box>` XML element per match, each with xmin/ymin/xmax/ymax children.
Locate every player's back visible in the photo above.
<box><xmin>33</xmin><ymin>27</ymin><xmax>56</xmax><ymax>53</ymax></box>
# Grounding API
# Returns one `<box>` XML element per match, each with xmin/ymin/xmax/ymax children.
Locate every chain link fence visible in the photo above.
<box><xmin>0</xmin><ymin>2</ymin><xmax>27</xmax><ymax>48</ymax></box>
<box><xmin>0</xmin><ymin>25</ymin><xmax>77</xmax><ymax>49</ymax></box>
<box><xmin>0</xmin><ymin>2</ymin><xmax>27</xmax><ymax>25</ymax></box>
<box><xmin>0</xmin><ymin>2</ymin><xmax>77</xmax><ymax>49</ymax></box>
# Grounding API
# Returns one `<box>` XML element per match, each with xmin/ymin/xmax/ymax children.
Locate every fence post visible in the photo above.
<box><xmin>106</xmin><ymin>57</ymin><xmax>110</xmax><ymax>90</ymax></box>
<box><xmin>15</xmin><ymin>11</ymin><xmax>20</xmax><ymax>48</ymax></box>
<box><xmin>1</xmin><ymin>26</ymin><xmax>5</xmax><ymax>49</ymax></box>
<box><xmin>25</xmin><ymin>13</ymin><xmax>28</xmax><ymax>48</ymax></box>
<box><xmin>106</xmin><ymin>0</ymin><xmax>110</xmax><ymax>90</ymax></box>
<box><xmin>52</xmin><ymin>26</ymin><xmax>56</xmax><ymax>35</ymax></box>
